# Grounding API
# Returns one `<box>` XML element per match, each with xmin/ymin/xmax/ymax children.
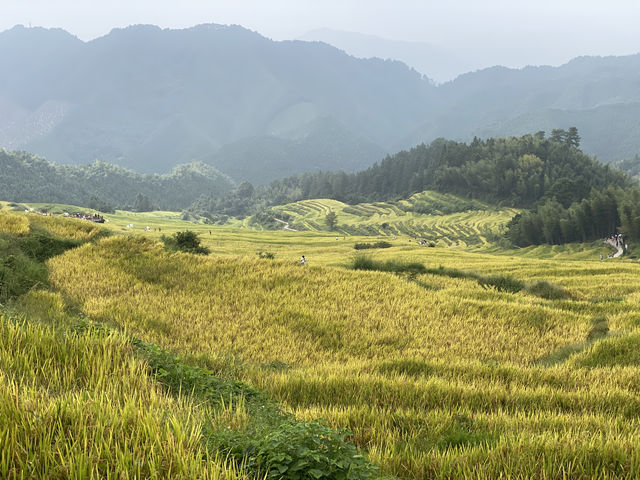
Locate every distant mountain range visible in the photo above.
<box><xmin>1</xmin><ymin>23</ymin><xmax>639</xmax><ymax>184</ymax></box>
<box><xmin>298</xmin><ymin>28</ymin><xmax>470</xmax><ymax>83</ymax></box>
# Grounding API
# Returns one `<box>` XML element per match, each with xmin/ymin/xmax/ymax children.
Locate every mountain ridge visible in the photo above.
<box><xmin>1</xmin><ymin>24</ymin><xmax>640</xmax><ymax>181</ymax></box>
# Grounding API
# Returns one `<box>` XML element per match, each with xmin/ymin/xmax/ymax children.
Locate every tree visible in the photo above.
<box><xmin>550</xmin><ymin>129</ymin><xmax>566</xmax><ymax>143</ymax></box>
<box><xmin>325</xmin><ymin>211</ymin><xmax>338</xmax><ymax>230</ymax></box>
<box><xmin>162</xmin><ymin>230</ymin><xmax>210</xmax><ymax>255</ymax></box>
<box><xmin>133</xmin><ymin>193</ymin><xmax>154</xmax><ymax>212</ymax></box>
<box><xmin>566</xmin><ymin>127</ymin><xmax>581</xmax><ymax>148</ymax></box>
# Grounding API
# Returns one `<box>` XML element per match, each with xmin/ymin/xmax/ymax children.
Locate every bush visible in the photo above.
<box><xmin>162</xmin><ymin>231</ymin><xmax>210</xmax><ymax>255</ymax></box>
<box><xmin>258</xmin><ymin>251</ymin><xmax>276</xmax><ymax>259</ymax></box>
<box><xmin>353</xmin><ymin>241</ymin><xmax>392</xmax><ymax>250</ymax></box>
<box><xmin>252</xmin><ymin>420</ymin><xmax>378</xmax><ymax>480</ymax></box>
<box><xmin>350</xmin><ymin>255</ymin><xmax>426</xmax><ymax>276</ymax></box>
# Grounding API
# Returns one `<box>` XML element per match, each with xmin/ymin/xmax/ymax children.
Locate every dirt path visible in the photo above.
<box><xmin>273</xmin><ymin>217</ymin><xmax>297</xmax><ymax>231</ymax></box>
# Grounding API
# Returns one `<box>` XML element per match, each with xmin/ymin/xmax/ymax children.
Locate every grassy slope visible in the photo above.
<box><xmin>2</xmin><ymin>200</ymin><xmax>637</xmax><ymax>478</ymax></box>
<box><xmin>0</xmin><ymin>210</ymin><xmax>249</xmax><ymax>479</ymax></box>
<box><xmin>47</xmin><ymin>232</ymin><xmax>640</xmax><ymax>479</ymax></box>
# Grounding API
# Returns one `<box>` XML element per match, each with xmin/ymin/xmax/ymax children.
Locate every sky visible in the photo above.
<box><xmin>2</xmin><ymin>0</ymin><xmax>640</xmax><ymax>78</ymax></box>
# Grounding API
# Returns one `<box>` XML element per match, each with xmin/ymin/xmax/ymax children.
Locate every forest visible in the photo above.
<box><xmin>189</xmin><ymin>130</ymin><xmax>632</xmax><ymax>238</ymax></box>
<box><xmin>0</xmin><ymin>150</ymin><xmax>233</xmax><ymax>210</ymax></box>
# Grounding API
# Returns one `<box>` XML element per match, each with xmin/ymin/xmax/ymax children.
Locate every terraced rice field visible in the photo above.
<box><xmin>47</xmin><ymin>230</ymin><xmax>640</xmax><ymax>479</ymax></box>
<box><xmin>272</xmin><ymin>192</ymin><xmax>517</xmax><ymax>246</ymax></box>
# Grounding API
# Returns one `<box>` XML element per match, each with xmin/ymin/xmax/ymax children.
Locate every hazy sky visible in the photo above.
<box><xmin>2</xmin><ymin>0</ymin><xmax>640</xmax><ymax>71</ymax></box>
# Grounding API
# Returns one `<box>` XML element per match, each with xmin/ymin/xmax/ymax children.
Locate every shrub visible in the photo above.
<box><xmin>252</xmin><ymin>420</ymin><xmax>378</xmax><ymax>480</ymax></box>
<box><xmin>162</xmin><ymin>231</ymin><xmax>210</xmax><ymax>255</ymax></box>
<box><xmin>353</xmin><ymin>241</ymin><xmax>392</xmax><ymax>250</ymax></box>
<box><xmin>350</xmin><ymin>255</ymin><xmax>426</xmax><ymax>276</ymax></box>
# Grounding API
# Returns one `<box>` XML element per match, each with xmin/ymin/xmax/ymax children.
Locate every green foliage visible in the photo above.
<box><xmin>258</xmin><ymin>251</ymin><xmax>276</xmax><ymax>259</ymax></box>
<box><xmin>507</xmin><ymin>186</ymin><xmax>638</xmax><ymax>246</ymax></box>
<box><xmin>161</xmin><ymin>231</ymin><xmax>210</xmax><ymax>255</ymax></box>
<box><xmin>131</xmin><ymin>193</ymin><xmax>155</xmax><ymax>212</ymax></box>
<box><xmin>249</xmin><ymin>209</ymin><xmax>292</xmax><ymax>230</ymax></box>
<box><xmin>133</xmin><ymin>338</ymin><xmax>377</xmax><ymax>480</ymax></box>
<box><xmin>86</xmin><ymin>195</ymin><xmax>115</xmax><ymax>213</ymax></box>
<box><xmin>350</xmin><ymin>254</ymin><xmax>426</xmax><ymax>276</ymax></box>
<box><xmin>189</xmin><ymin>132</ymin><xmax>629</xmax><ymax>220</ymax></box>
<box><xmin>252</xmin><ymin>420</ymin><xmax>377</xmax><ymax>480</ymax></box>
<box><xmin>0</xmin><ymin>228</ymin><xmax>83</xmax><ymax>302</ymax></box>
<box><xmin>422</xmin><ymin>265</ymin><xmax>527</xmax><ymax>294</ymax></box>
<box><xmin>353</xmin><ymin>241</ymin><xmax>392</xmax><ymax>250</ymax></box>
<box><xmin>0</xmin><ymin>150</ymin><xmax>233</xmax><ymax>211</ymax></box>
<box><xmin>0</xmin><ymin>249</ymin><xmax>48</xmax><ymax>303</ymax></box>
<box><xmin>325</xmin><ymin>211</ymin><xmax>338</xmax><ymax>230</ymax></box>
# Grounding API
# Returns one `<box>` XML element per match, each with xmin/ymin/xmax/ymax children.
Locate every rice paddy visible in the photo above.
<box><xmin>2</xmin><ymin>203</ymin><xmax>640</xmax><ymax>479</ymax></box>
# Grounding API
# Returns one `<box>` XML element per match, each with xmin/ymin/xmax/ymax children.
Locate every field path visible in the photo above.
<box><xmin>273</xmin><ymin>217</ymin><xmax>297</xmax><ymax>231</ymax></box>
<box><xmin>605</xmin><ymin>238</ymin><xmax>624</xmax><ymax>257</ymax></box>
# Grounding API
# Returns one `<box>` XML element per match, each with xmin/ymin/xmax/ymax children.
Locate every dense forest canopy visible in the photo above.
<box><xmin>0</xmin><ymin>149</ymin><xmax>233</xmax><ymax>211</ymax></box>
<box><xmin>506</xmin><ymin>187</ymin><xmax>640</xmax><ymax>246</ymax></box>
<box><xmin>188</xmin><ymin>131</ymin><xmax>631</xmax><ymax>221</ymax></box>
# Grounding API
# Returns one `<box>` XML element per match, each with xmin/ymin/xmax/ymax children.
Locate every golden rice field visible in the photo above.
<box><xmin>2</xmin><ymin>203</ymin><xmax>639</xmax><ymax>479</ymax></box>
<box><xmin>44</xmin><ymin>229</ymin><xmax>640</xmax><ymax>479</ymax></box>
<box><xmin>270</xmin><ymin>193</ymin><xmax>517</xmax><ymax>246</ymax></box>
<box><xmin>0</xmin><ymin>293</ymin><xmax>247</xmax><ymax>480</ymax></box>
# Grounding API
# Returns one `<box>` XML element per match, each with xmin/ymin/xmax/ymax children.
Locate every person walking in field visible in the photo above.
<box><xmin>300</xmin><ymin>255</ymin><xmax>306</xmax><ymax>265</ymax></box>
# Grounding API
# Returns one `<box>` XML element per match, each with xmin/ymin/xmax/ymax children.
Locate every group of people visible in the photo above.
<box><xmin>608</xmin><ymin>233</ymin><xmax>625</xmax><ymax>248</ymax></box>
<box><xmin>601</xmin><ymin>233</ymin><xmax>627</xmax><ymax>259</ymax></box>
<box><xmin>67</xmin><ymin>212</ymin><xmax>105</xmax><ymax>223</ymax></box>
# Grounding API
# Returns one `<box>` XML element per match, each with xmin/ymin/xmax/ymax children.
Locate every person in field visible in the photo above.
<box><xmin>300</xmin><ymin>255</ymin><xmax>306</xmax><ymax>265</ymax></box>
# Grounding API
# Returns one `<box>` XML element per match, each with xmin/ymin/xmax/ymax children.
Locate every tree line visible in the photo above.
<box><xmin>506</xmin><ymin>186</ymin><xmax>640</xmax><ymax>246</ymax></box>
<box><xmin>0</xmin><ymin>150</ymin><xmax>233</xmax><ymax>211</ymax></box>
<box><xmin>188</xmin><ymin>130</ymin><xmax>631</xmax><ymax>221</ymax></box>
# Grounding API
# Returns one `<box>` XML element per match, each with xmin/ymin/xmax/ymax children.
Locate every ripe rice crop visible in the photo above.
<box><xmin>48</xmin><ymin>235</ymin><xmax>640</xmax><ymax>478</ymax></box>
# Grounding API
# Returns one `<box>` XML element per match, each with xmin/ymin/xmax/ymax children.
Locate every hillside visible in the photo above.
<box><xmin>1</xmin><ymin>25</ymin><xmax>640</xmax><ymax>181</ymax></box>
<box><xmin>191</xmin><ymin>133</ymin><xmax>631</xmax><ymax>223</ymax></box>
<box><xmin>263</xmin><ymin>192</ymin><xmax>516</xmax><ymax>246</ymax></box>
<box><xmin>0</xmin><ymin>209</ymin><xmax>378</xmax><ymax>479</ymax></box>
<box><xmin>0</xmin><ymin>24</ymin><xmax>434</xmax><ymax>180</ymax></box>
<box><xmin>0</xmin><ymin>149</ymin><xmax>233</xmax><ymax>210</ymax></box>
<box><xmin>36</xmin><ymin>216</ymin><xmax>640</xmax><ymax>479</ymax></box>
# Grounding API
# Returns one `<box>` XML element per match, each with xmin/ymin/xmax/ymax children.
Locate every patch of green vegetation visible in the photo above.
<box><xmin>350</xmin><ymin>254</ymin><xmax>426</xmax><ymax>276</ymax></box>
<box><xmin>133</xmin><ymin>338</ymin><xmax>379</xmax><ymax>480</ymax></box>
<box><xmin>0</xmin><ymin>229</ymin><xmax>83</xmax><ymax>303</ymax></box>
<box><xmin>354</xmin><ymin>241</ymin><xmax>392</xmax><ymax>250</ymax></box>
<box><xmin>161</xmin><ymin>230</ymin><xmax>210</xmax><ymax>255</ymax></box>
<box><xmin>424</xmin><ymin>265</ymin><xmax>525</xmax><ymax>293</ymax></box>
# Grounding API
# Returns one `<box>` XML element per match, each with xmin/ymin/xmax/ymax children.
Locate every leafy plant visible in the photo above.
<box><xmin>162</xmin><ymin>230</ymin><xmax>210</xmax><ymax>255</ymax></box>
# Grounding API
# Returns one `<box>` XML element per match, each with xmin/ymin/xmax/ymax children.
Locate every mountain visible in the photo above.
<box><xmin>298</xmin><ymin>28</ymin><xmax>469</xmax><ymax>83</ymax></box>
<box><xmin>0</xmin><ymin>24</ymin><xmax>435</xmax><ymax>181</ymax></box>
<box><xmin>400</xmin><ymin>56</ymin><xmax>640</xmax><ymax>163</ymax></box>
<box><xmin>1</xmin><ymin>24</ymin><xmax>640</xmax><ymax>182</ymax></box>
<box><xmin>0</xmin><ymin>149</ymin><xmax>233</xmax><ymax>210</ymax></box>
